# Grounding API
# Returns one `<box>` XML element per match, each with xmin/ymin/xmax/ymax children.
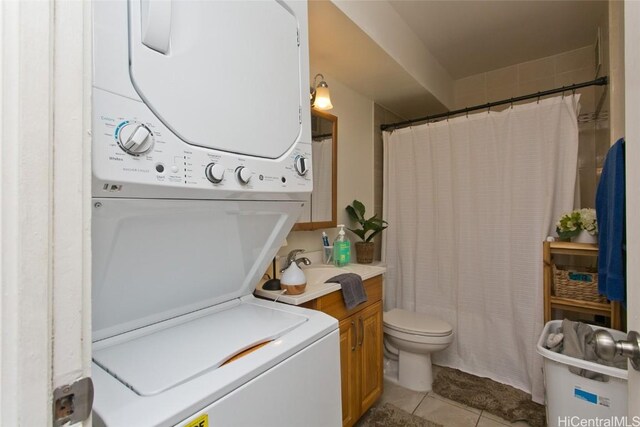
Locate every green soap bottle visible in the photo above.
<box><xmin>333</xmin><ymin>224</ymin><xmax>351</xmax><ymax>267</ymax></box>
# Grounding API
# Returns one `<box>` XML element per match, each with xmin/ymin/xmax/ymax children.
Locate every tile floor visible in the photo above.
<box><xmin>372</xmin><ymin>366</ymin><xmax>534</xmax><ymax>426</ymax></box>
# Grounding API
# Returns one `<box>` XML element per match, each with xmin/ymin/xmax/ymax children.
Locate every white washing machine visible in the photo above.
<box><xmin>91</xmin><ymin>1</ymin><xmax>341</xmax><ymax>426</ymax></box>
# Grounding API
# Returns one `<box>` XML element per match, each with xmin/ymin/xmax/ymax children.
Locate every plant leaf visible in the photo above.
<box><xmin>345</xmin><ymin>200</ymin><xmax>388</xmax><ymax>242</ymax></box>
<box><xmin>348</xmin><ymin>228</ymin><xmax>367</xmax><ymax>241</ymax></box>
<box><xmin>353</xmin><ymin>200</ymin><xmax>366</xmax><ymax>220</ymax></box>
<box><xmin>346</xmin><ymin>205</ymin><xmax>360</xmax><ymax>223</ymax></box>
<box><xmin>366</xmin><ymin>226</ymin><xmax>388</xmax><ymax>242</ymax></box>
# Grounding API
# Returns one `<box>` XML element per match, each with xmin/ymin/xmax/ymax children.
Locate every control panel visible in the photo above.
<box><xmin>92</xmin><ymin>89</ymin><xmax>312</xmax><ymax>198</ymax></box>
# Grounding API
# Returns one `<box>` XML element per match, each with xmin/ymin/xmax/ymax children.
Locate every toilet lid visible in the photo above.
<box><xmin>384</xmin><ymin>309</ymin><xmax>452</xmax><ymax>337</ymax></box>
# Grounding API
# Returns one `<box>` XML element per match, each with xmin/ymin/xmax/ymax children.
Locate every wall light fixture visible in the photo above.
<box><xmin>310</xmin><ymin>73</ymin><xmax>333</xmax><ymax>110</ymax></box>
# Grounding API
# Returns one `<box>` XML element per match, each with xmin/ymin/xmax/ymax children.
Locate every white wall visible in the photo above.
<box><xmin>282</xmin><ymin>71</ymin><xmax>374</xmax><ymax>257</ymax></box>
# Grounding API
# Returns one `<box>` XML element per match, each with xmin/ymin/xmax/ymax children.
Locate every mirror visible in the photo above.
<box><xmin>293</xmin><ymin>110</ymin><xmax>337</xmax><ymax>230</ymax></box>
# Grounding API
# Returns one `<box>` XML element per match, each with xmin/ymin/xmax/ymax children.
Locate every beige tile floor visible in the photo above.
<box><xmin>373</xmin><ymin>378</ymin><xmax>534</xmax><ymax>427</ymax></box>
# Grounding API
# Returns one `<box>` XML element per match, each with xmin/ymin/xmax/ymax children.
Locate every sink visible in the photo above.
<box><xmin>302</xmin><ymin>266</ymin><xmax>343</xmax><ymax>286</ymax></box>
<box><xmin>301</xmin><ymin>263</ymin><xmax>336</xmax><ymax>269</ymax></box>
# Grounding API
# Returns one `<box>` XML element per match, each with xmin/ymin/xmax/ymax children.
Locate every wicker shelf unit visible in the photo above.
<box><xmin>543</xmin><ymin>241</ymin><xmax>622</xmax><ymax>330</ymax></box>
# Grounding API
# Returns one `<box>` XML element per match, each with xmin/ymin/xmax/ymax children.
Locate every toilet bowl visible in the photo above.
<box><xmin>383</xmin><ymin>309</ymin><xmax>453</xmax><ymax>392</ymax></box>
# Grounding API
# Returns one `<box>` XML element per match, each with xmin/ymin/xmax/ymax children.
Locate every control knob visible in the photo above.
<box><xmin>294</xmin><ymin>155</ymin><xmax>309</xmax><ymax>176</ymax></box>
<box><xmin>236</xmin><ymin>166</ymin><xmax>252</xmax><ymax>184</ymax></box>
<box><xmin>205</xmin><ymin>163</ymin><xmax>225</xmax><ymax>184</ymax></box>
<box><xmin>117</xmin><ymin>123</ymin><xmax>154</xmax><ymax>155</ymax></box>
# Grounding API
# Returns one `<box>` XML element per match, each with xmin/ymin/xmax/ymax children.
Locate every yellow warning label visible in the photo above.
<box><xmin>184</xmin><ymin>414</ymin><xmax>208</xmax><ymax>427</ymax></box>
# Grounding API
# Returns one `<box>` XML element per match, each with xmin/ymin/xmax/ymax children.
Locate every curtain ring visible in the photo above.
<box><xmin>561</xmin><ymin>90</ymin><xmax>565</xmax><ymax>99</ymax></box>
<box><xmin>537</xmin><ymin>94</ymin><xmax>541</xmax><ymax>104</ymax></box>
<box><xmin>487</xmin><ymin>105</ymin><xmax>491</xmax><ymax>114</ymax></box>
<box><xmin>572</xmin><ymin>88</ymin><xmax>576</xmax><ymax>97</ymax></box>
<box><xmin>510</xmin><ymin>99</ymin><xmax>514</xmax><ymax>109</ymax></box>
<box><xmin>466</xmin><ymin>110</ymin><xmax>469</xmax><ymax>119</ymax></box>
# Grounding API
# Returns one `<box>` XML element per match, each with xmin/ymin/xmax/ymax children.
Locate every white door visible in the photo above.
<box><xmin>0</xmin><ymin>1</ymin><xmax>92</xmax><ymax>425</ymax></box>
<box><xmin>625</xmin><ymin>0</ymin><xmax>640</xmax><ymax>417</ymax></box>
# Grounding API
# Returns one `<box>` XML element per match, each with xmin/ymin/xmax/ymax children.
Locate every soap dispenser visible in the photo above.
<box><xmin>333</xmin><ymin>224</ymin><xmax>351</xmax><ymax>267</ymax></box>
<box><xmin>280</xmin><ymin>260</ymin><xmax>307</xmax><ymax>295</ymax></box>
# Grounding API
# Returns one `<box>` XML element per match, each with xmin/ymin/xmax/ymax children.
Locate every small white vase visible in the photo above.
<box><xmin>572</xmin><ymin>230</ymin><xmax>597</xmax><ymax>244</ymax></box>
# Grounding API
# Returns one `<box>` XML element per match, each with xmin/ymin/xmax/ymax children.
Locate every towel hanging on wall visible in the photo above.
<box><xmin>595</xmin><ymin>138</ymin><xmax>626</xmax><ymax>305</ymax></box>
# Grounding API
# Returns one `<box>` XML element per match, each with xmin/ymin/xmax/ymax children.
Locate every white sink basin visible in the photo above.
<box><xmin>302</xmin><ymin>267</ymin><xmax>343</xmax><ymax>286</ymax></box>
<box><xmin>254</xmin><ymin>260</ymin><xmax>385</xmax><ymax>306</ymax></box>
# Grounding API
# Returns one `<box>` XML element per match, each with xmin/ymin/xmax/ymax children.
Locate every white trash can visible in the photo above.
<box><xmin>536</xmin><ymin>320</ymin><xmax>628</xmax><ymax>427</ymax></box>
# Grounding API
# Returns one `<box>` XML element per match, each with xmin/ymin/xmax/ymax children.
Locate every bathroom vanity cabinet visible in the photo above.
<box><xmin>301</xmin><ymin>275</ymin><xmax>383</xmax><ymax>427</ymax></box>
<box><xmin>543</xmin><ymin>241</ymin><xmax>622</xmax><ymax>330</ymax></box>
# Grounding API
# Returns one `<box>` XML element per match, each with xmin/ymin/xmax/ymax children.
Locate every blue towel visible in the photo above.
<box><xmin>595</xmin><ymin>138</ymin><xmax>626</xmax><ymax>304</ymax></box>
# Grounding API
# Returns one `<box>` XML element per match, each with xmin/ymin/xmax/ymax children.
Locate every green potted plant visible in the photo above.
<box><xmin>345</xmin><ymin>200</ymin><xmax>388</xmax><ymax>264</ymax></box>
<box><xmin>556</xmin><ymin>208</ymin><xmax>598</xmax><ymax>243</ymax></box>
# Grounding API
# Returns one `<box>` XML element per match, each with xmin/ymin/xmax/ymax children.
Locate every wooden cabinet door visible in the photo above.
<box><xmin>357</xmin><ymin>301</ymin><xmax>383</xmax><ymax>414</ymax></box>
<box><xmin>339</xmin><ymin>317</ymin><xmax>358</xmax><ymax>427</ymax></box>
<box><xmin>358</xmin><ymin>302</ymin><xmax>383</xmax><ymax>412</ymax></box>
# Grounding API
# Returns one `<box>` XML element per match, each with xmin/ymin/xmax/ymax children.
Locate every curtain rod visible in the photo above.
<box><xmin>380</xmin><ymin>76</ymin><xmax>608</xmax><ymax>132</ymax></box>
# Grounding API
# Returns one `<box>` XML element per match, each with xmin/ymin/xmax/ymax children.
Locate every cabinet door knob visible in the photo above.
<box><xmin>351</xmin><ymin>320</ymin><xmax>357</xmax><ymax>352</ymax></box>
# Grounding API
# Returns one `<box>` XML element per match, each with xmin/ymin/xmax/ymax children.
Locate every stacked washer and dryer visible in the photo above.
<box><xmin>91</xmin><ymin>1</ymin><xmax>341</xmax><ymax>426</ymax></box>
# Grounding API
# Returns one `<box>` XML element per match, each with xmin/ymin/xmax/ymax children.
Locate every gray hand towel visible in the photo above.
<box><xmin>326</xmin><ymin>273</ymin><xmax>367</xmax><ymax>310</ymax></box>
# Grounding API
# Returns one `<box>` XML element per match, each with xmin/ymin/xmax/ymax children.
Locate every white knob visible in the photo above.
<box><xmin>205</xmin><ymin>163</ymin><xmax>225</xmax><ymax>184</ymax></box>
<box><xmin>118</xmin><ymin>123</ymin><xmax>153</xmax><ymax>155</ymax></box>
<box><xmin>236</xmin><ymin>166</ymin><xmax>252</xmax><ymax>184</ymax></box>
<box><xmin>294</xmin><ymin>155</ymin><xmax>309</xmax><ymax>176</ymax></box>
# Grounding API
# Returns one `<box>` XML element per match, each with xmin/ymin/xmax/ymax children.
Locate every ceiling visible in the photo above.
<box><xmin>388</xmin><ymin>0</ymin><xmax>607</xmax><ymax>79</ymax></box>
<box><xmin>308</xmin><ymin>0</ymin><xmax>607</xmax><ymax>118</ymax></box>
<box><xmin>309</xmin><ymin>1</ymin><xmax>446</xmax><ymax>119</ymax></box>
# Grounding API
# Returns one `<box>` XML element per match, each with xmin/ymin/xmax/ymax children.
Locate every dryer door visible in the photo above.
<box><xmin>128</xmin><ymin>0</ymin><xmax>302</xmax><ymax>159</ymax></box>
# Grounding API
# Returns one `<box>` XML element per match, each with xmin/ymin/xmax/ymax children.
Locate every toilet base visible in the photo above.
<box><xmin>398</xmin><ymin>350</ymin><xmax>433</xmax><ymax>392</ymax></box>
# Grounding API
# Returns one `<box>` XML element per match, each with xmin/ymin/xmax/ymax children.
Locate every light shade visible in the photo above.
<box><xmin>313</xmin><ymin>86</ymin><xmax>333</xmax><ymax>110</ymax></box>
<box><xmin>311</xmin><ymin>74</ymin><xmax>333</xmax><ymax>111</ymax></box>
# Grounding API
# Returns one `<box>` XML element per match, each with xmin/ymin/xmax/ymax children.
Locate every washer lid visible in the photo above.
<box><xmin>93</xmin><ymin>303</ymin><xmax>307</xmax><ymax>397</ymax></box>
<box><xmin>383</xmin><ymin>309</ymin><xmax>452</xmax><ymax>337</ymax></box>
<box><xmin>128</xmin><ymin>0</ymin><xmax>303</xmax><ymax>159</ymax></box>
<box><xmin>92</xmin><ymin>198</ymin><xmax>302</xmax><ymax>341</ymax></box>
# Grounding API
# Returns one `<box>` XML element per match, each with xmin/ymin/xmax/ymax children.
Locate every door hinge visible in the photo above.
<box><xmin>53</xmin><ymin>377</ymin><xmax>94</xmax><ymax>427</ymax></box>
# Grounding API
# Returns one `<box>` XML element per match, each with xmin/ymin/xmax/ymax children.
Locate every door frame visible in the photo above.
<box><xmin>624</xmin><ymin>0</ymin><xmax>640</xmax><ymax>417</ymax></box>
<box><xmin>0</xmin><ymin>1</ymin><xmax>92</xmax><ymax>424</ymax></box>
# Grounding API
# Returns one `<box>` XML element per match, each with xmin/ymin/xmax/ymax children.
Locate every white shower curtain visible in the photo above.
<box><xmin>382</xmin><ymin>95</ymin><xmax>580</xmax><ymax>403</ymax></box>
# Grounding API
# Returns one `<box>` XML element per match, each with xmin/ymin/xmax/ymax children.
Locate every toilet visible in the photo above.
<box><xmin>383</xmin><ymin>309</ymin><xmax>454</xmax><ymax>392</ymax></box>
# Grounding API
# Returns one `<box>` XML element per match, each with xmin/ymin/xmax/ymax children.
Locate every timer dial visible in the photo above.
<box><xmin>117</xmin><ymin>123</ymin><xmax>154</xmax><ymax>155</ymax></box>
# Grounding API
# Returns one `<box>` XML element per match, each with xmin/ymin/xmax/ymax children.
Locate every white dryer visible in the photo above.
<box><xmin>91</xmin><ymin>1</ymin><xmax>341</xmax><ymax>426</ymax></box>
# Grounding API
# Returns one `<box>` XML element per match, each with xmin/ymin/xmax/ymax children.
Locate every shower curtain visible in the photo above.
<box><xmin>382</xmin><ymin>96</ymin><xmax>580</xmax><ymax>403</ymax></box>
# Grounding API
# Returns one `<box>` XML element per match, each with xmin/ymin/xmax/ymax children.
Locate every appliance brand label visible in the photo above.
<box><xmin>183</xmin><ymin>413</ymin><xmax>208</xmax><ymax>427</ymax></box>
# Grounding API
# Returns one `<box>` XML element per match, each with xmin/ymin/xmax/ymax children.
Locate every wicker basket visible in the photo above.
<box><xmin>552</xmin><ymin>264</ymin><xmax>606</xmax><ymax>303</ymax></box>
<box><xmin>355</xmin><ymin>242</ymin><xmax>375</xmax><ymax>264</ymax></box>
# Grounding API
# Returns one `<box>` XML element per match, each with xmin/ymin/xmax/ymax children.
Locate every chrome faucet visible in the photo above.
<box><xmin>280</xmin><ymin>249</ymin><xmax>312</xmax><ymax>273</ymax></box>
